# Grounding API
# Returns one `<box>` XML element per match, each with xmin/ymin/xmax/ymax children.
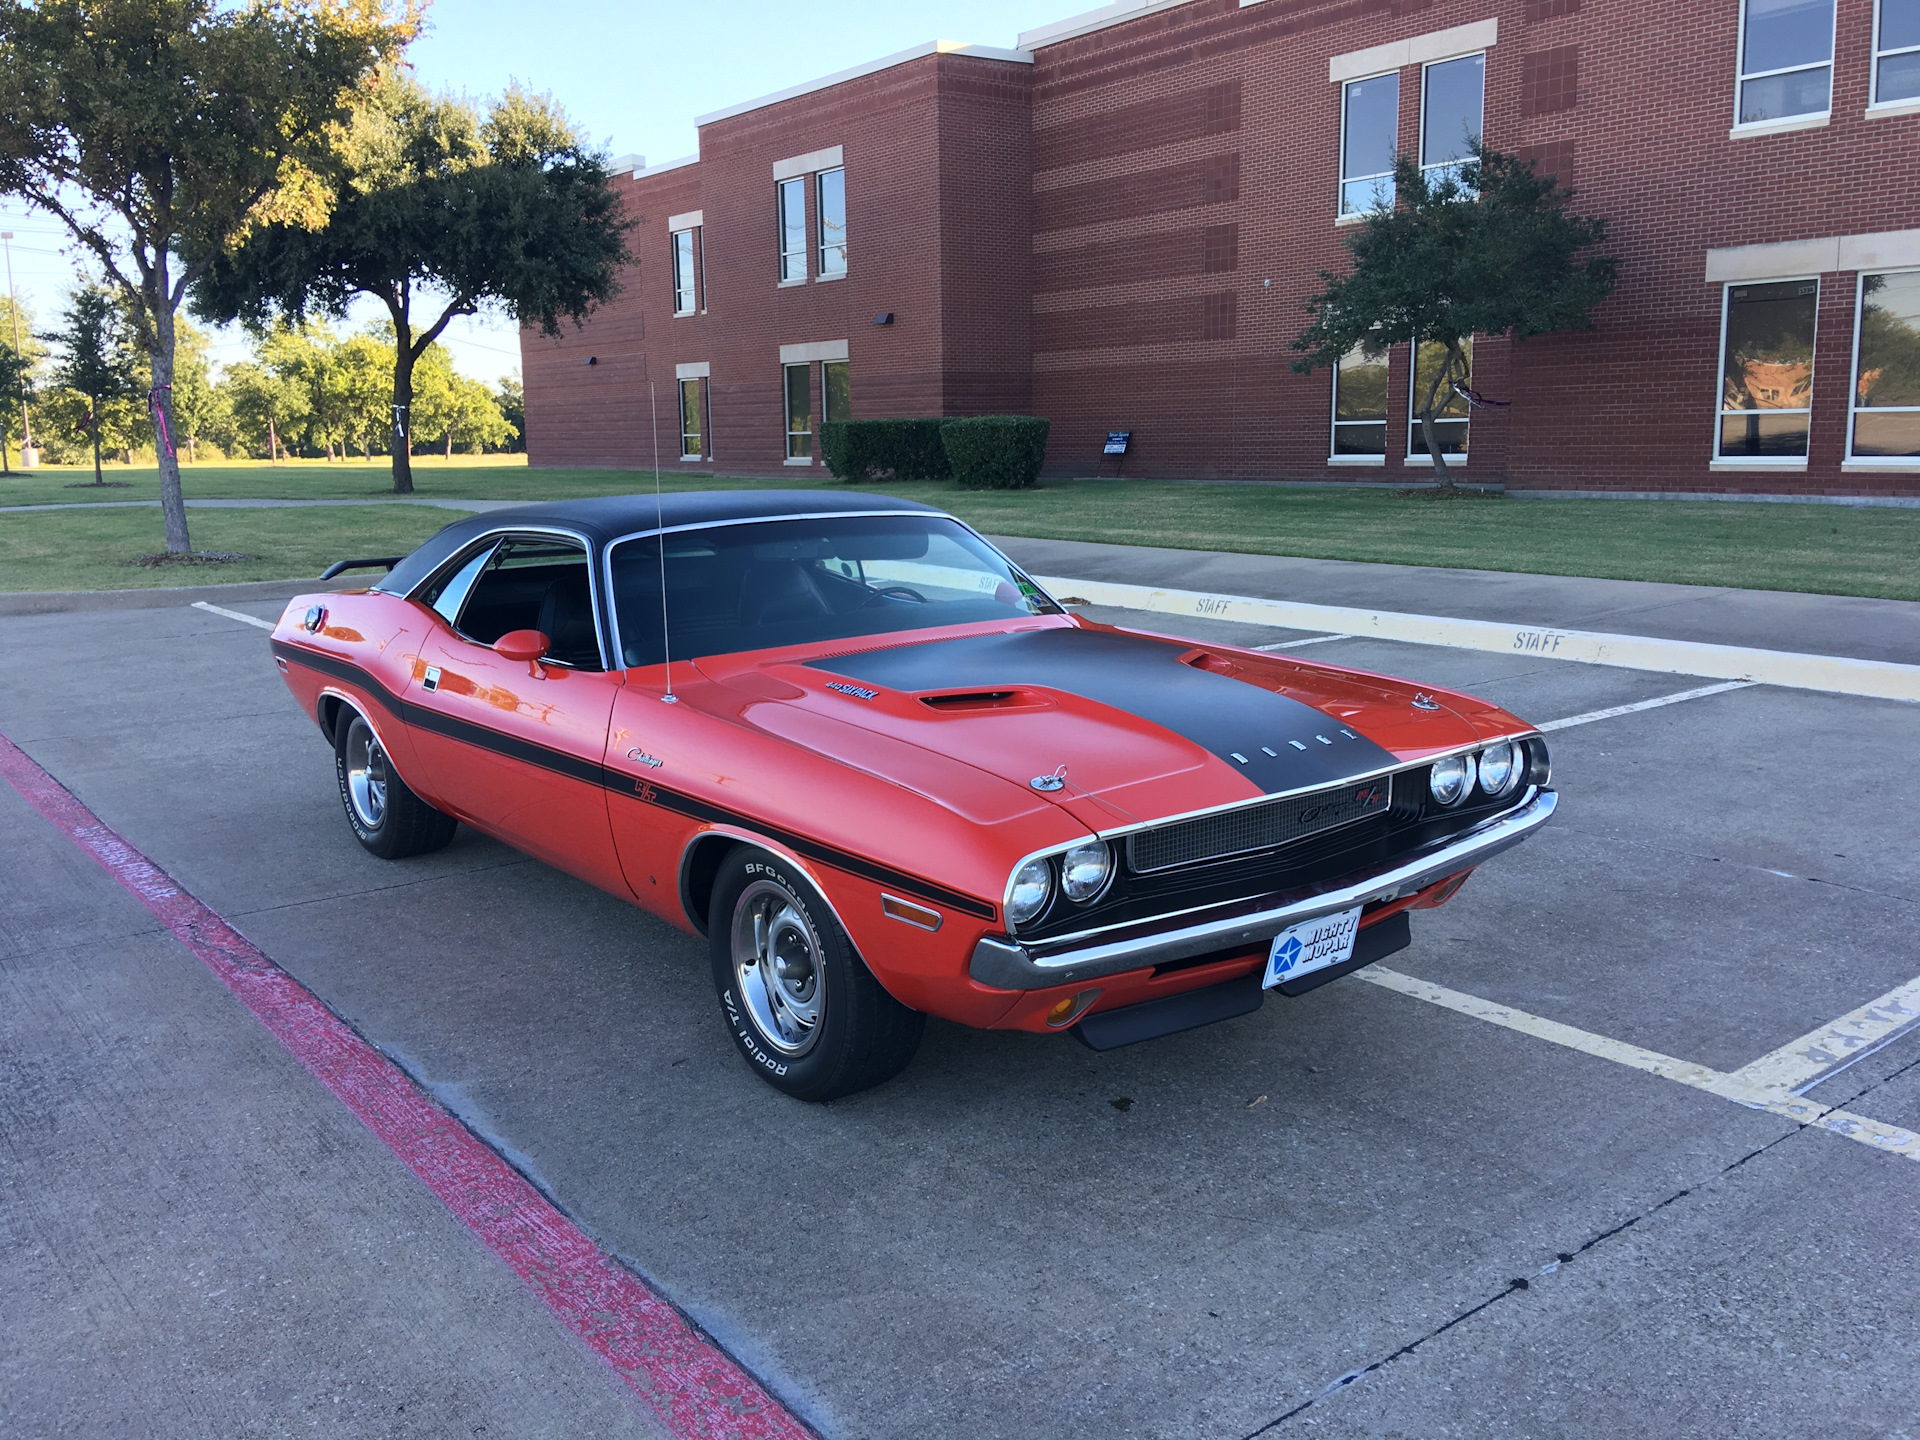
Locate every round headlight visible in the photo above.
<box><xmin>1007</xmin><ymin>857</ymin><xmax>1053</xmax><ymax>925</ymax></box>
<box><xmin>1429</xmin><ymin>752</ymin><xmax>1475</xmax><ymax>806</ymax></box>
<box><xmin>1477</xmin><ymin>740</ymin><xmax>1520</xmax><ymax>797</ymax></box>
<box><xmin>1061</xmin><ymin>841</ymin><xmax>1113</xmax><ymax>902</ymax></box>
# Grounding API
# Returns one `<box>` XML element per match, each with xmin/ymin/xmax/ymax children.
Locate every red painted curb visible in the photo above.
<box><xmin>0</xmin><ymin>730</ymin><xmax>814</xmax><ymax>1440</ymax></box>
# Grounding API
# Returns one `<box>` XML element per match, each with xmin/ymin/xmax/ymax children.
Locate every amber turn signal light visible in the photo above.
<box><xmin>1044</xmin><ymin>988</ymin><xmax>1102</xmax><ymax>1028</ymax></box>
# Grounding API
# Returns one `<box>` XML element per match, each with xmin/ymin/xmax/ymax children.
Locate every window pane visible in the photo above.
<box><xmin>1721</xmin><ymin>280</ymin><xmax>1817</xmax><ymax>412</ymax></box>
<box><xmin>680</xmin><ymin>379</ymin><xmax>702</xmax><ymax>456</ymax></box>
<box><xmin>1743</xmin><ymin>0</ymin><xmax>1833</xmax><ymax>75</ymax></box>
<box><xmin>1880</xmin><ymin>50</ymin><xmax>1920</xmax><ymax>102</ymax></box>
<box><xmin>778</xmin><ymin>178</ymin><xmax>806</xmax><ymax>281</ymax></box>
<box><xmin>1883</xmin><ymin>0</ymin><xmax>1920</xmax><ymax>51</ymax></box>
<box><xmin>785</xmin><ymin>363</ymin><xmax>812</xmax><ymax>459</ymax></box>
<box><xmin>1333</xmin><ymin>423</ymin><xmax>1386</xmax><ymax>456</ymax></box>
<box><xmin>1851</xmin><ymin>411</ymin><xmax>1920</xmax><ymax>456</ymax></box>
<box><xmin>1334</xmin><ymin>345</ymin><xmax>1388</xmax><ymax>421</ymax></box>
<box><xmin>1408</xmin><ymin>419</ymin><xmax>1470</xmax><ymax>455</ymax></box>
<box><xmin>1341</xmin><ymin>74</ymin><xmax>1399</xmax><ymax>213</ymax></box>
<box><xmin>1857</xmin><ymin>271</ymin><xmax>1920</xmax><ymax>409</ymax></box>
<box><xmin>1720</xmin><ymin>412</ymin><xmax>1810</xmax><ymax>456</ymax></box>
<box><xmin>817</xmin><ymin>168</ymin><xmax>848</xmax><ymax>276</ymax></box>
<box><xmin>1421</xmin><ymin>54</ymin><xmax>1484</xmax><ymax>168</ymax></box>
<box><xmin>672</xmin><ymin>231</ymin><xmax>696</xmax><ymax>312</ymax></box>
<box><xmin>822</xmin><ymin>360</ymin><xmax>851</xmax><ymax>424</ymax></box>
<box><xmin>1739</xmin><ymin>64</ymin><xmax>1832</xmax><ymax>121</ymax></box>
<box><xmin>1408</xmin><ymin>339</ymin><xmax>1470</xmax><ymax>455</ymax></box>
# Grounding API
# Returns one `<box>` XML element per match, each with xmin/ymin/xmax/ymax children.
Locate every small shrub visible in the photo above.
<box><xmin>819</xmin><ymin>418</ymin><xmax>952</xmax><ymax>482</ymax></box>
<box><xmin>939</xmin><ymin>416</ymin><xmax>1050</xmax><ymax>490</ymax></box>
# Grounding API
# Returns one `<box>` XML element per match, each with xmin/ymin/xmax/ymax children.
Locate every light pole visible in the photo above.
<box><xmin>0</xmin><ymin>231</ymin><xmax>31</xmax><ymax>467</ymax></box>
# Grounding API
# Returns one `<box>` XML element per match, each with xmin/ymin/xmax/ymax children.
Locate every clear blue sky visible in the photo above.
<box><xmin>0</xmin><ymin>0</ymin><xmax>1069</xmax><ymax>383</ymax></box>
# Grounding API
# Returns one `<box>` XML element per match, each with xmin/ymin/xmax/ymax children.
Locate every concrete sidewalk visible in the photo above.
<box><xmin>992</xmin><ymin>536</ymin><xmax>1920</xmax><ymax>667</ymax></box>
<box><xmin>0</xmin><ymin>496</ymin><xmax>514</xmax><ymax>514</ymax></box>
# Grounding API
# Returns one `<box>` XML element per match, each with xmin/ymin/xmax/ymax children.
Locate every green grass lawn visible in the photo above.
<box><xmin>3</xmin><ymin>458</ymin><xmax>1917</xmax><ymax>599</ymax></box>
<box><xmin>0</xmin><ymin>504</ymin><xmax>454</xmax><ymax>592</ymax></box>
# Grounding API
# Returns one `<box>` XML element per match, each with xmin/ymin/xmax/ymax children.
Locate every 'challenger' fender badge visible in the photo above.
<box><xmin>1412</xmin><ymin>693</ymin><xmax>1442</xmax><ymax>711</ymax></box>
<box><xmin>625</xmin><ymin>748</ymin><xmax>664</xmax><ymax>768</ymax></box>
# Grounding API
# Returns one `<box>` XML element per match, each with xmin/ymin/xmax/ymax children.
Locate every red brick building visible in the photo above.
<box><xmin>521</xmin><ymin>0</ymin><xmax>1920</xmax><ymax>496</ymax></box>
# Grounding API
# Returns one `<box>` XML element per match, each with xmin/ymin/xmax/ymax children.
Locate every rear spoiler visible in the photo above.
<box><xmin>319</xmin><ymin>556</ymin><xmax>404</xmax><ymax>582</ymax></box>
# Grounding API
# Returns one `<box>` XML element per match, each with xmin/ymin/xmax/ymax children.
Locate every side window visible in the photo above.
<box><xmin>1849</xmin><ymin>270</ymin><xmax>1920</xmax><ymax>461</ymax></box>
<box><xmin>1717</xmin><ymin>279</ymin><xmax>1818</xmax><ymax>460</ymax></box>
<box><xmin>1340</xmin><ymin>73</ymin><xmax>1399</xmax><ymax>216</ymax></box>
<box><xmin>1332</xmin><ymin>344</ymin><xmax>1390</xmax><ymax>458</ymax></box>
<box><xmin>822</xmin><ymin>359</ymin><xmax>852</xmax><ymax>424</ymax></box>
<box><xmin>777</xmin><ymin>177</ymin><xmax>807</xmax><ymax>282</ymax></box>
<box><xmin>1409</xmin><ymin>339</ymin><xmax>1472</xmax><ymax>458</ymax></box>
<box><xmin>1875</xmin><ymin>0</ymin><xmax>1920</xmax><ymax>106</ymax></box>
<box><xmin>1737</xmin><ymin>0</ymin><xmax>1834</xmax><ymax>125</ymax></box>
<box><xmin>784</xmin><ymin>362</ymin><xmax>813</xmax><ymax>460</ymax></box>
<box><xmin>1421</xmin><ymin>53</ymin><xmax>1484</xmax><ymax>187</ymax></box>
<box><xmin>817</xmin><ymin>167</ymin><xmax>848</xmax><ymax>276</ymax></box>
<box><xmin>421</xmin><ymin>541</ymin><xmax>499</xmax><ymax>625</ymax></box>
<box><xmin>680</xmin><ymin>377</ymin><xmax>706</xmax><ymax>459</ymax></box>
<box><xmin>671</xmin><ymin>228</ymin><xmax>699</xmax><ymax>314</ymax></box>
<box><xmin>454</xmin><ymin>536</ymin><xmax>603</xmax><ymax>670</ymax></box>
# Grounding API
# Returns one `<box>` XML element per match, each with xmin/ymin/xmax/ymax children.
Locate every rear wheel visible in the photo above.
<box><xmin>708</xmin><ymin>848</ymin><xmax>924</xmax><ymax>1100</ymax></box>
<box><xmin>333</xmin><ymin>711</ymin><xmax>457</xmax><ymax>859</ymax></box>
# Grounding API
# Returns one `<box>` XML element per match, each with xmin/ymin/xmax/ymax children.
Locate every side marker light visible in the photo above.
<box><xmin>1045</xmin><ymin>989</ymin><xmax>1102</xmax><ymax>1028</ymax></box>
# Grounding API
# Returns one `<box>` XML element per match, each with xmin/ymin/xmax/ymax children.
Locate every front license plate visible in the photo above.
<box><xmin>1263</xmin><ymin>906</ymin><xmax>1363</xmax><ymax>989</ymax></box>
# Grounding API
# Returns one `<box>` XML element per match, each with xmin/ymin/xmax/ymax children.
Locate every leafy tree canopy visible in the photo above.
<box><xmin>193</xmin><ymin>70</ymin><xmax>630</xmax><ymax>492</ymax></box>
<box><xmin>40</xmin><ymin>285</ymin><xmax>144</xmax><ymax>482</ymax></box>
<box><xmin>1292</xmin><ymin>144</ymin><xmax>1617</xmax><ymax>489</ymax></box>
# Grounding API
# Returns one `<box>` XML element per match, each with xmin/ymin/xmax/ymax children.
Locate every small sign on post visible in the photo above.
<box><xmin>1103</xmin><ymin>430</ymin><xmax>1131</xmax><ymax>477</ymax></box>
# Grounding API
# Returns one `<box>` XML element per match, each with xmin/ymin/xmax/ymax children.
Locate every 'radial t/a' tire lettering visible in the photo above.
<box><xmin>708</xmin><ymin>847</ymin><xmax>925</xmax><ymax>1101</ymax></box>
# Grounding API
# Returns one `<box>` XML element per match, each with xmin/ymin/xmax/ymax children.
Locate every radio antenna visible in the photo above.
<box><xmin>649</xmin><ymin>380</ymin><xmax>677</xmax><ymax>703</ymax></box>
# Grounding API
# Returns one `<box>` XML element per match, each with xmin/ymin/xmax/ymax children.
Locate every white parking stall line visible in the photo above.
<box><xmin>190</xmin><ymin>600</ymin><xmax>275</xmax><ymax>631</ymax></box>
<box><xmin>1535</xmin><ymin>681</ymin><xmax>1756</xmax><ymax>733</ymax></box>
<box><xmin>1034</xmin><ymin>575</ymin><xmax>1920</xmax><ymax>703</ymax></box>
<box><xmin>1358</xmin><ymin>967</ymin><xmax>1920</xmax><ymax>1166</ymax></box>
<box><xmin>1253</xmin><ymin>634</ymin><xmax>1351</xmax><ymax>650</ymax></box>
<box><xmin>1730</xmin><ymin>974</ymin><xmax>1920</xmax><ymax>1099</ymax></box>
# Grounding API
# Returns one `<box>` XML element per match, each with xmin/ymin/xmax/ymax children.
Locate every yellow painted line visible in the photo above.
<box><xmin>1358</xmin><ymin>967</ymin><xmax>1920</xmax><ymax>1166</ymax></box>
<box><xmin>1730</xmin><ymin>973</ymin><xmax>1920</xmax><ymax>1098</ymax></box>
<box><xmin>1037</xmin><ymin>576</ymin><xmax>1920</xmax><ymax>703</ymax></box>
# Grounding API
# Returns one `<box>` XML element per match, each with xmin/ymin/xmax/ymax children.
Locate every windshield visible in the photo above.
<box><xmin>607</xmin><ymin>514</ymin><xmax>1061</xmax><ymax>667</ymax></box>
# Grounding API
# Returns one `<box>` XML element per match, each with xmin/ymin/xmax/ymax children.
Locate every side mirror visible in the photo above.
<box><xmin>494</xmin><ymin>629</ymin><xmax>551</xmax><ymax>666</ymax></box>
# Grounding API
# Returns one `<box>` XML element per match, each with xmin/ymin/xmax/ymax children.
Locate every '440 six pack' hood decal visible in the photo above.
<box><xmin>808</xmin><ymin>628</ymin><xmax>1398</xmax><ymax>796</ymax></box>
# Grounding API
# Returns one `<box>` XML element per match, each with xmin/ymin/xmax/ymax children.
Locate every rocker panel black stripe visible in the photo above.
<box><xmin>274</xmin><ymin>641</ymin><xmax>995</xmax><ymax>919</ymax></box>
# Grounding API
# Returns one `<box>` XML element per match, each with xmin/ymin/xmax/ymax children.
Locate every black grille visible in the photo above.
<box><xmin>1126</xmin><ymin>777</ymin><xmax>1393</xmax><ymax>873</ymax></box>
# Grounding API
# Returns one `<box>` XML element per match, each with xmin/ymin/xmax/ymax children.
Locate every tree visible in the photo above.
<box><xmin>224</xmin><ymin>359</ymin><xmax>308</xmax><ymax>461</ymax></box>
<box><xmin>1291</xmin><ymin>144</ymin><xmax>1617</xmax><ymax>492</ymax></box>
<box><xmin>0</xmin><ymin>0</ymin><xmax>415</xmax><ymax>550</ymax></box>
<box><xmin>0</xmin><ymin>297</ymin><xmax>38</xmax><ymax>476</ymax></box>
<box><xmin>194</xmin><ymin>72</ymin><xmax>629</xmax><ymax>493</ymax></box>
<box><xmin>43</xmin><ymin>286</ymin><xmax>143</xmax><ymax>484</ymax></box>
<box><xmin>495</xmin><ymin>375</ymin><xmax>524</xmax><ymax>453</ymax></box>
<box><xmin>166</xmin><ymin>315</ymin><xmax>225</xmax><ymax>463</ymax></box>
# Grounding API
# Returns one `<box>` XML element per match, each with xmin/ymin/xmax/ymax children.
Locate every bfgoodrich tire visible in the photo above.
<box><xmin>708</xmin><ymin>848</ymin><xmax>925</xmax><ymax>1101</ymax></box>
<box><xmin>333</xmin><ymin>710</ymin><xmax>458</xmax><ymax>860</ymax></box>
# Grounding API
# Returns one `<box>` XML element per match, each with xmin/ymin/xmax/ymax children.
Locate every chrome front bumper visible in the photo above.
<box><xmin>968</xmin><ymin>789</ymin><xmax>1557</xmax><ymax>991</ymax></box>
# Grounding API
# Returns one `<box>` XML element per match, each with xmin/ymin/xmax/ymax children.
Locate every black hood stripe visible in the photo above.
<box><xmin>273</xmin><ymin>640</ymin><xmax>994</xmax><ymax>919</ymax></box>
<box><xmin>808</xmin><ymin>628</ymin><xmax>1399</xmax><ymax>795</ymax></box>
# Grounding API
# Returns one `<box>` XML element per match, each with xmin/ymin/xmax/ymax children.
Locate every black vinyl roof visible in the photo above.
<box><xmin>375</xmin><ymin>489</ymin><xmax>946</xmax><ymax>597</ymax></box>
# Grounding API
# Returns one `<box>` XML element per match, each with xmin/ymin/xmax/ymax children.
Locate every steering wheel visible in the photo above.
<box><xmin>862</xmin><ymin>584</ymin><xmax>927</xmax><ymax>605</ymax></box>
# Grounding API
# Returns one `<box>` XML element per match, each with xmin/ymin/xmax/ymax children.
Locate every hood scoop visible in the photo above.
<box><xmin>918</xmin><ymin>687</ymin><xmax>1052</xmax><ymax>713</ymax></box>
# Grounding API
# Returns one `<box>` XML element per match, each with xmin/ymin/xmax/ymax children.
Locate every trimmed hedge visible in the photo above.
<box><xmin>818</xmin><ymin>418</ymin><xmax>952</xmax><ymax>482</ymax></box>
<box><xmin>939</xmin><ymin>416</ymin><xmax>1051</xmax><ymax>490</ymax></box>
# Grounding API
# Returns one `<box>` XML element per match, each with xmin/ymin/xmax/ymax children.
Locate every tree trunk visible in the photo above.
<box><xmin>445</xmin><ymin>431</ymin><xmax>452</xmax><ymax>461</ymax></box>
<box><xmin>149</xmin><ymin>289</ymin><xmax>191</xmax><ymax>554</ymax></box>
<box><xmin>1416</xmin><ymin>341</ymin><xmax>1466</xmax><ymax>495</ymax></box>
<box><xmin>89</xmin><ymin>403</ymin><xmax>104</xmax><ymax>486</ymax></box>
<box><xmin>268</xmin><ymin>416</ymin><xmax>279</xmax><ymax>464</ymax></box>
<box><xmin>390</xmin><ymin>336</ymin><xmax>415</xmax><ymax>495</ymax></box>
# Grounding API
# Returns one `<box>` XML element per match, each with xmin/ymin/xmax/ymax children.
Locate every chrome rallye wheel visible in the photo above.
<box><xmin>708</xmin><ymin>849</ymin><xmax>925</xmax><ymax>1100</ymax></box>
<box><xmin>332</xmin><ymin>711</ymin><xmax>458</xmax><ymax>860</ymax></box>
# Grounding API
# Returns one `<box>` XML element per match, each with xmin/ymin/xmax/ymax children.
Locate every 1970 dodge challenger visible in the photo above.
<box><xmin>271</xmin><ymin>492</ymin><xmax>1554</xmax><ymax>1099</ymax></box>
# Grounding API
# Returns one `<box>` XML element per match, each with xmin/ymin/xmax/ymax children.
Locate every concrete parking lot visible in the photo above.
<box><xmin>5</xmin><ymin>538</ymin><xmax>1919</xmax><ymax>1439</ymax></box>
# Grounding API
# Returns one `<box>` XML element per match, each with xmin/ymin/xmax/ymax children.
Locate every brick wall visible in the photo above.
<box><xmin>524</xmin><ymin>0</ymin><xmax>1920</xmax><ymax>496</ymax></box>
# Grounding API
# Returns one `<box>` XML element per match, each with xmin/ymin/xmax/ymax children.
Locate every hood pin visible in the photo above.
<box><xmin>1412</xmin><ymin>693</ymin><xmax>1442</xmax><ymax>711</ymax></box>
<box><xmin>1030</xmin><ymin>765</ymin><xmax>1067</xmax><ymax>792</ymax></box>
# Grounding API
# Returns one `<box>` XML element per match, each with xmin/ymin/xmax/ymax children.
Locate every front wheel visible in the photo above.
<box><xmin>333</xmin><ymin>711</ymin><xmax>457</xmax><ymax>859</ymax></box>
<box><xmin>708</xmin><ymin>848</ymin><xmax>925</xmax><ymax>1100</ymax></box>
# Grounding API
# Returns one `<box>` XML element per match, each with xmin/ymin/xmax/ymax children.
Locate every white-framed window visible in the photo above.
<box><xmin>1716</xmin><ymin>278</ymin><xmax>1818</xmax><ymax>461</ymax></box>
<box><xmin>1420</xmin><ymin>53</ymin><xmax>1484</xmax><ymax>188</ymax></box>
<box><xmin>1849</xmin><ymin>269</ymin><xmax>1920</xmax><ymax>461</ymax></box>
<box><xmin>1874</xmin><ymin>0</ymin><xmax>1920</xmax><ymax>105</ymax></box>
<box><xmin>777</xmin><ymin>177</ymin><xmax>807</xmax><ymax>283</ymax></box>
<box><xmin>1339</xmin><ymin>72</ymin><xmax>1399</xmax><ymax>216</ymax></box>
<box><xmin>1408</xmin><ymin>339</ymin><xmax>1471</xmax><ymax>458</ymax></box>
<box><xmin>817</xmin><ymin>168</ymin><xmax>848</xmax><ymax>277</ymax></box>
<box><xmin>680</xmin><ymin>377</ymin><xmax>705</xmax><ymax>459</ymax></box>
<box><xmin>671</xmin><ymin>229</ymin><xmax>698</xmax><ymax>314</ymax></box>
<box><xmin>1331</xmin><ymin>344</ymin><xmax>1389</xmax><ymax>459</ymax></box>
<box><xmin>784</xmin><ymin>362</ymin><xmax>812</xmax><ymax>460</ymax></box>
<box><xmin>822</xmin><ymin>359</ymin><xmax>851</xmax><ymax>425</ymax></box>
<box><xmin>1735</xmin><ymin>0</ymin><xmax>1835</xmax><ymax>125</ymax></box>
